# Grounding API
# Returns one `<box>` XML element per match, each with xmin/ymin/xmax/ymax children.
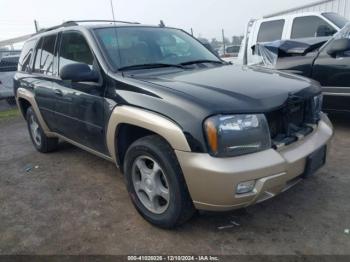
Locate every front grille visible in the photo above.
<box><xmin>266</xmin><ymin>97</ymin><xmax>319</xmax><ymax>149</ymax></box>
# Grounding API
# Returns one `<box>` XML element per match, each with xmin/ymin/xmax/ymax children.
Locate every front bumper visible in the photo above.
<box><xmin>176</xmin><ymin>113</ymin><xmax>334</xmax><ymax>211</ymax></box>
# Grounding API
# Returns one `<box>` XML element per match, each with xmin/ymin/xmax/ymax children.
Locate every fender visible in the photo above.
<box><xmin>106</xmin><ymin>106</ymin><xmax>192</xmax><ymax>163</ymax></box>
<box><xmin>16</xmin><ymin>87</ymin><xmax>54</xmax><ymax>136</ymax></box>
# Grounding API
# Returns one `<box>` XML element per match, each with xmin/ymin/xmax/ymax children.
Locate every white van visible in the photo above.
<box><xmin>238</xmin><ymin>12</ymin><xmax>349</xmax><ymax>64</ymax></box>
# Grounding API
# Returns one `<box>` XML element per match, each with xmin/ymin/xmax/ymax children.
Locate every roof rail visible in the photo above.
<box><xmin>65</xmin><ymin>20</ymin><xmax>140</xmax><ymax>25</ymax></box>
<box><xmin>36</xmin><ymin>19</ymin><xmax>140</xmax><ymax>34</ymax></box>
<box><xmin>36</xmin><ymin>21</ymin><xmax>78</xmax><ymax>34</ymax></box>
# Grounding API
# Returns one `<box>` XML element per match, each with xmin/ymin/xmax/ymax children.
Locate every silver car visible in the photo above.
<box><xmin>0</xmin><ymin>54</ymin><xmax>20</xmax><ymax>105</ymax></box>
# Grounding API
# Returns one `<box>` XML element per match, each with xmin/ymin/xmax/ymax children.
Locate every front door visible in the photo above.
<box><xmin>53</xmin><ymin>31</ymin><xmax>108</xmax><ymax>154</ymax></box>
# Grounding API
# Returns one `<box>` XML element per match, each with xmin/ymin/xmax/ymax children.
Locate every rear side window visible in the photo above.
<box><xmin>33</xmin><ymin>38</ymin><xmax>43</xmax><ymax>72</ymax></box>
<box><xmin>18</xmin><ymin>39</ymin><xmax>36</xmax><ymax>72</ymax></box>
<box><xmin>58</xmin><ymin>32</ymin><xmax>94</xmax><ymax>72</ymax></box>
<box><xmin>291</xmin><ymin>16</ymin><xmax>337</xmax><ymax>39</ymax></box>
<box><xmin>257</xmin><ymin>20</ymin><xmax>285</xmax><ymax>42</ymax></box>
<box><xmin>33</xmin><ymin>34</ymin><xmax>57</xmax><ymax>75</ymax></box>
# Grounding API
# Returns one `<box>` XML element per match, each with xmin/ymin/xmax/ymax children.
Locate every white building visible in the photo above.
<box><xmin>264</xmin><ymin>0</ymin><xmax>350</xmax><ymax>19</ymax></box>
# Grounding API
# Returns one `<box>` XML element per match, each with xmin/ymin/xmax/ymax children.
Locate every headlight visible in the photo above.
<box><xmin>204</xmin><ymin>114</ymin><xmax>271</xmax><ymax>157</ymax></box>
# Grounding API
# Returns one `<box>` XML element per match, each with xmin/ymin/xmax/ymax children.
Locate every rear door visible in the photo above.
<box><xmin>53</xmin><ymin>30</ymin><xmax>107</xmax><ymax>154</ymax></box>
<box><xmin>312</xmin><ymin>28</ymin><xmax>350</xmax><ymax>112</ymax></box>
<box><xmin>32</xmin><ymin>34</ymin><xmax>60</xmax><ymax>131</ymax></box>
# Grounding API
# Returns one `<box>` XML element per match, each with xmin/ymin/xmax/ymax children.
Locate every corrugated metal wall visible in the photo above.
<box><xmin>279</xmin><ymin>0</ymin><xmax>350</xmax><ymax>19</ymax></box>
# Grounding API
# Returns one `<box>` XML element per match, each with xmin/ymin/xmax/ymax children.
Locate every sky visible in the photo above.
<box><xmin>0</xmin><ymin>0</ymin><xmax>317</xmax><ymax>41</ymax></box>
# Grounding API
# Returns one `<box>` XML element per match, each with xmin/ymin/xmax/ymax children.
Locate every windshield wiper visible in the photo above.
<box><xmin>180</xmin><ymin>59</ymin><xmax>225</xmax><ymax>66</ymax></box>
<box><xmin>119</xmin><ymin>63</ymin><xmax>185</xmax><ymax>71</ymax></box>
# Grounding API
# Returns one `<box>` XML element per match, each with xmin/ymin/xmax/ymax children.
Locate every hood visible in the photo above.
<box><xmin>127</xmin><ymin>65</ymin><xmax>320</xmax><ymax>113</ymax></box>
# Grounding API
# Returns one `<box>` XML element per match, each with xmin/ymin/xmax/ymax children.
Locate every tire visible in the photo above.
<box><xmin>6</xmin><ymin>97</ymin><xmax>16</xmax><ymax>106</ymax></box>
<box><xmin>124</xmin><ymin>135</ymin><xmax>195</xmax><ymax>228</ymax></box>
<box><xmin>26</xmin><ymin>107</ymin><xmax>58</xmax><ymax>153</ymax></box>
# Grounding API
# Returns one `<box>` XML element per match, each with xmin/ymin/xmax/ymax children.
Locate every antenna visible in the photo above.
<box><xmin>109</xmin><ymin>0</ymin><xmax>123</xmax><ymax>72</ymax></box>
<box><xmin>110</xmin><ymin>0</ymin><xmax>116</xmax><ymax>21</ymax></box>
<box><xmin>34</xmin><ymin>20</ymin><xmax>39</xmax><ymax>33</ymax></box>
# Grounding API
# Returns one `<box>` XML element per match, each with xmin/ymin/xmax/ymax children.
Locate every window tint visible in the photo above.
<box><xmin>41</xmin><ymin>35</ymin><xmax>56</xmax><ymax>75</ymax></box>
<box><xmin>18</xmin><ymin>39</ymin><xmax>35</xmax><ymax>72</ymax></box>
<box><xmin>33</xmin><ymin>35</ymin><xmax>57</xmax><ymax>75</ymax></box>
<box><xmin>33</xmin><ymin>38</ymin><xmax>43</xmax><ymax>73</ymax></box>
<box><xmin>292</xmin><ymin>16</ymin><xmax>337</xmax><ymax>39</ymax></box>
<box><xmin>59</xmin><ymin>32</ymin><xmax>94</xmax><ymax>72</ymax></box>
<box><xmin>257</xmin><ymin>20</ymin><xmax>285</xmax><ymax>42</ymax></box>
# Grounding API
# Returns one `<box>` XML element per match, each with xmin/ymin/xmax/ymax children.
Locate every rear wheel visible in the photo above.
<box><xmin>26</xmin><ymin>107</ymin><xmax>58</xmax><ymax>153</ymax></box>
<box><xmin>124</xmin><ymin>135</ymin><xmax>195</xmax><ymax>228</ymax></box>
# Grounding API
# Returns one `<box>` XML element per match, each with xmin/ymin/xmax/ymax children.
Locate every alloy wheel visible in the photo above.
<box><xmin>131</xmin><ymin>156</ymin><xmax>170</xmax><ymax>214</ymax></box>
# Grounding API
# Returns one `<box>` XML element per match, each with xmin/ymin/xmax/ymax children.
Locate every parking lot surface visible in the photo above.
<box><xmin>0</xmin><ymin>114</ymin><xmax>349</xmax><ymax>255</ymax></box>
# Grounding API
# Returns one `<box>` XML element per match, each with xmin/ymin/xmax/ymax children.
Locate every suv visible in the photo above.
<box><xmin>14</xmin><ymin>20</ymin><xmax>333</xmax><ymax>228</ymax></box>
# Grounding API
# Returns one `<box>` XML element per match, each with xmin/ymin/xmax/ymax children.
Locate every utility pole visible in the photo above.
<box><xmin>222</xmin><ymin>29</ymin><xmax>226</xmax><ymax>56</ymax></box>
<box><xmin>190</xmin><ymin>28</ymin><xmax>194</xmax><ymax>36</ymax></box>
<box><xmin>34</xmin><ymin>20</ymin><xmax>39</xmax><ymax>33</ymax></box>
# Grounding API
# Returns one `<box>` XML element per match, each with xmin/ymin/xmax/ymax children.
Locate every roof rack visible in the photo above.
<box><xmin>36</xmin><ymin>19</ymin><xmax>140</xmax><ymax>34</ymax></box>
<box><xmin>65</xmin><ymin>20</ymin><xmax>140</xmax><ymax>25</ymax></box>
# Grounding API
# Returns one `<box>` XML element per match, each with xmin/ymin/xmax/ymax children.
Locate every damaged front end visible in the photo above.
<box><xmin>252</xmin><ymin>39</ymin><xmax>328</xmax><ymax>68</ymax></box>
<box><xmin>266</xmin><ymin>93</ymin><xmax>323</xmax><ymax>149</ymax></box>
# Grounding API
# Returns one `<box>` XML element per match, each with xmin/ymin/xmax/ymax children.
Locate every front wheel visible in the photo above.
<box><xmin>26</xmin><ymin>107</ymin><xmax>58</xmax><ymax>153</ymax></box>
<box><xmin>124</xmin><ymin>135</ymin><xmax>195</xmax><ymax>228</ymax></box>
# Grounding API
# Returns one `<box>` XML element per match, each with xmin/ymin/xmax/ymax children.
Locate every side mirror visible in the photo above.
<box><xmin>327</xmin><ymin>38</ymin><xmax>350</xmax><ymax>57</ymax></box>
<box><xmin>60</xmin><ymin>63</ymin><xmax>99</xmax><ymax>82</ymax></box>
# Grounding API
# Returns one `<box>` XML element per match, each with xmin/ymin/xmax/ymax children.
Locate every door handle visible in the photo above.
<box><xmin>54</xmin><ymin>89</ymin><xmax>63</xmax><ymax>96</ymax></box>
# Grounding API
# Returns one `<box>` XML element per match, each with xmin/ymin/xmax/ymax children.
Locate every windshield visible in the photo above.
<box><xmin>323</xmin><ymin>12</ymin><xmax>349</xmax><ymax>28</ymax></box>
<box><xmin>94</xmin><ymin>26</ymin><xmax>220</xmax><ymax>70</ymax></box>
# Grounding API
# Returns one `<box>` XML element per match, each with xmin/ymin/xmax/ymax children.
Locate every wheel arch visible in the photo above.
<box><xmin>16</xmin><ymin>87</ymin><xmax>51</xmax><ymax>134</ymax></box>
<box><xmin>17</xmin><ymin>97</ymin><xmax>31</xmax><ymax>118</ymax></box>
<box><xmin>106</xmin><ymin>106</ymin><xmax>192</xmax><ymax>166</ymax></box>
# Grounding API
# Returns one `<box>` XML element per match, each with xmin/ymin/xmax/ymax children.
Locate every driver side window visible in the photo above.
<box><xmin>59</xmin><ymin>31</ymin><xmax>94</xmax><ymax>72</ymax></box>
